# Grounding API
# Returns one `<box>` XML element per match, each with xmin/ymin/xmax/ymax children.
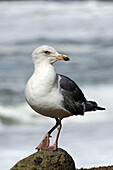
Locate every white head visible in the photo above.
<box><xmin>32</xmin><ymin>45</ymin><xmax>70</xmax><ymax>65</ymax></box>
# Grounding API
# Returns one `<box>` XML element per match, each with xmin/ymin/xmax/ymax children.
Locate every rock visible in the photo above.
<box><xmin>11</xmin><ymin>148</ymin><xmax>76</xmax><ymax>170</ymax></box>
<box><xmin>79</xmin><ymin>166</ymin><xmax>113</xmax><ymax>170</ymax></box>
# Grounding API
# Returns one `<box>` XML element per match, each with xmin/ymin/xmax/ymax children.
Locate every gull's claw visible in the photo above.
<box><xmin>35</xmin><ymin>133</ymin><xmax>50</xmax><ymax>150</ymax></box>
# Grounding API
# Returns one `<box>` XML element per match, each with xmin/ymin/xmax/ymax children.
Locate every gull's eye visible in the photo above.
<box><xmin>44</xmin><ymin>51</ymin><xmax>51</xmax><ymax>55</ymax></box>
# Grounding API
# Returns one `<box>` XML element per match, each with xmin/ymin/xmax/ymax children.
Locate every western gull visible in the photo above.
<box><xmin>25</xmin><ymin>45</ymin><xmax>105</xmax><ymax>151</ymax></box>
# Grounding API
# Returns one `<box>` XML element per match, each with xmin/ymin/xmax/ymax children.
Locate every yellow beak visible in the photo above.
<box><xmin>54</xmin><ymin>54</ymin><xmax>70</xmax><ymax>61</ymax></box>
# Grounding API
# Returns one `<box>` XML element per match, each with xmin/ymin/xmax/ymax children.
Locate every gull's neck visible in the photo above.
<box><xmin>34</xmin><ymin>60</ymin><xmax>54</xmax><ymax>74</ymax></box>
<box><xmin>33</xmin><ymin>60</ymin><xmax>56</xmax><ymax>90</ymax></box>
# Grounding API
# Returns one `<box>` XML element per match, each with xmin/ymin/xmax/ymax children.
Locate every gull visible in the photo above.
<box><xmin>25</xmin><ymin>45</ymin><xmax>105</xmax><ymax>150</ymax></box>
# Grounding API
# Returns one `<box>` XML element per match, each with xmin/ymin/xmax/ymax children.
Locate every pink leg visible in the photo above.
<box><xmin>36</xmin><ymin>118</ymin><xmax>60</xmax><ymax>150</ymax></box>
<box><xmin>35</xmin><ymin>133</ymin><xmax>50</xmax><ymax>150</ymax></box>
<box><xmin>47</xmin><ymin>120</ymin><xmax>62</xmax><ymax>151</ymax></box>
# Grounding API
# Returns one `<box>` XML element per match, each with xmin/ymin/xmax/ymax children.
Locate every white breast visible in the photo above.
<box><xmin>25</xmin><ymin>62</ymin><xmax>70</xmax><ymax>118</ymax></box>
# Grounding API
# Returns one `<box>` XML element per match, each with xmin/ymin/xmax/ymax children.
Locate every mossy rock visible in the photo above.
<box><xmin>11</xmin><ymin>148</ymin><xmax>76</xmax><ymax>170</ymax></box>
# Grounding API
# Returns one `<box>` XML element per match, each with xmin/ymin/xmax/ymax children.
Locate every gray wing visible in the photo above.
<box><xmin>58</xmin><ymin>74</ymin><xmax>87</xmax><ymax>116</ymax></box>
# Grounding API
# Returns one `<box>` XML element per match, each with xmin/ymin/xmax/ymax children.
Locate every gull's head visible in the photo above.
<box><xmin>32</xmin><ymin>45</ymin><xmax>70</xmax><ymax>65</ymax></box>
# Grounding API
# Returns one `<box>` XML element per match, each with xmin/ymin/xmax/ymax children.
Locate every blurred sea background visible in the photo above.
<box><xmin>0</xmin><ymin>0</ymin><xmax>113</xmax><ymax>169</ymax></box>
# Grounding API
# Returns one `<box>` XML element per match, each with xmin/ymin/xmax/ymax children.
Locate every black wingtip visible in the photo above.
<box><xmin>97</xmin><ymin>106</ymin><xmax>106</xmax><ymax>110</ymax></box>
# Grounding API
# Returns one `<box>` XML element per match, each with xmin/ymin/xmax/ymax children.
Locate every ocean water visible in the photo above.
<box><xmin>0</xmin><ymin>1</ymin><xmax>113</xmax><ymax>169</ymax></box>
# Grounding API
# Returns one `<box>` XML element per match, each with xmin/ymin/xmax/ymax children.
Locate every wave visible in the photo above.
<box><xmin>0</xmin><ymin>0</ymin><xmax>113</xmax><ymax>44</ymax></box>
<box><xmin>0</xmin><ymin>103</ymin><xmax>48</xmax><ymax>125</ymax></box>
<box><xmin>0</xmin><ymin>85</ymin><xmax>112</xmax><ymax>126</ymax></box>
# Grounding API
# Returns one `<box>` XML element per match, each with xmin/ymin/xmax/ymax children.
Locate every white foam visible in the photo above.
<box><xmin>0</xmin><ymin>103</ymin><xmax>47</xmax><ymax>125</ymax></box>
<box><xmin>67</xmin><ymin>85</ymin><xmax>113</xmax><ymax>123</ymax></box>
<box><xmin>0</xmin><ymin>1</ymin><xmax>113</xmax><ymax>44</ymax></box>
<box><xmin>0</xmin><ymin>85</ymin><xmax>112</xmax><ymax>125</ymax></box>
